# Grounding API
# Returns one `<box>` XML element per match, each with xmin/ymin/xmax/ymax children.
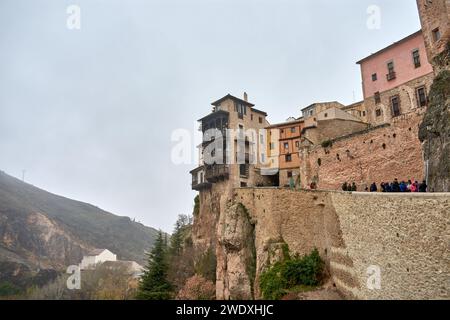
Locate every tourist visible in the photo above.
<box><xmin>289</xmin><ymin>176</ymin><xmax>295</xmax><ymax>190</ymax></box>
<box><xmin>399</xmin><ymin>181</ymin><xmax>407</xmax><ymax>192</ymax></box>
<box><xmin>351</xmin><ymin>182</ymin><xmax>357</xmax><ymax>191</ymax></box>
<box><xmin>385</xmin><ymin>183</ymin><xmax>392</xmax><ymax>192</ymax></box>
<box><xmin>412</xmin><ymin>181</ymin><xmax>419</xmax><ymax>192</ymax></box>
<box><xmin>380</xmin><ymin>182</ymin><xmax>386</xmax><ymax>192</ymax></box>
<box><xmin>407</xmin><ymin>180</ymin><xmax>413</xmax><ymax>192</ymax></box>
<box><xmin>370</xmin><ymin>182</ymin><xmax>378</xmax><ymax>192</ymax></box>
<box><xmin>392</xmin><ymin>179</ymin><xmax>400</xmax><ymax>192</ymax></box>
<box><xmin>419</xmin><ymin>180</ymin><xmax>427</xmax><ymax>192</ymax></box>
<box><xmin>342</xmin><ymin>182</ymin><xmax>348</xmax><ymax>191</ymax></box>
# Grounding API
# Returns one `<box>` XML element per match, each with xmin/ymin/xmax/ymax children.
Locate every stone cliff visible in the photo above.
<box><xmin>419</xmin><ymin>68</ymin><xmax>450</xmax><ymax>192</ymax></box>
<box><xmin>193</xmin><ymin>187</ymin><xmax>450</xmax><ymax>300</ymax></box>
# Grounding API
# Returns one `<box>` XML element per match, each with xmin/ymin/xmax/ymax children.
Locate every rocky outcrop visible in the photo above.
<box><xmin>216</xmin><ymin>203</ymin><xmax>256</xmax><ymax>300</ymax></box>
<box><xmin>419</xmin><ymin>69</ymin><xmax>450</xmax><ymax>192</ymax></box>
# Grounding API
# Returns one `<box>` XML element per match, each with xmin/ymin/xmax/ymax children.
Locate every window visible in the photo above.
<box><xmin>287</xmin><ymin>171</ymin><xmax>293</xmax><ymax>178</ymax></box>
<box><xmin>324</xmin><ymin>113</ymin><xmax>328</xmax><ymax>118</ymax></box>
<box><xmin>387</xmin><ymin>61</ymin><xmax>396</xmax><ymax>80</ymax></box>
<box><xmin>372</xmin><ymin>73</ymin><xmax>378</xmax><ymax>81</ymax></box>
<box><xmin>260</xmin><ymin>134</ymin><xmax>264</xmax><ymax>144</ymax></box>
<box><xmin>295</xmin><ymin>141</ymin><xmax>300</xmax><ymax>149</ymax></box>
<box><xmin>387</xmin><ymin>61</ymin><xmax>395</xmax><ymax>73</ymax></box>
<box><xmin>270</xmin><ymin>142</ymin><xmax>275</xmax><ymax>150</ymax></box>
<box><xmin>375</xmin><ymin>109</ymin><xmax>382</xmax><ymax>117</ymax></box>
<box><xmin>261</xmin><ymin>153</ymin><xmax>265</xmax><ymax>163</ymax></box>
<box><xmin>251</xmin><ymin>114</ymin><xmax>253</xmax><ymax>121</ymax></box>
<box><xmin>363</xmin><ymin>111</ymin><xmax>366</xmax><ymax>117</ymax></box>
<box><xmin>236</xmin><ymin>103</ymin><xmax>246</xmax><ymax>119</ymax></box>
<box><xmin>412</xmin><ymin>49</ymin><xmax>421</xmax><ymax>68</ymax></box>
<box><xmin>284</xmin><ymin>142</ymin><xmax>289</xmax><ymax>149</ymax></box>
<box><xmin>309</xmin><ymin>110</ymin><xmax>313</xmax><ymax>116</ymax></box>
<box><xmin>374</xmin><ymin>91</ymin><xmax>381</xmax><ymax>104</ymax></box>
<box><xmin>432</xmin><ymin>28</ymin><xmax>441</xmax><ymax>42</ymax></box>
<box><xmin>391</xmin><ymin>96</ymin><xmax>401</xmax><ymax>117</ymax></box>
<box><xmin>290</xmin><ymin>127</ymin><xmax>296</xmax><ymax>133</ymax></box>
<box><xmin>259</xmin><ymin>117</ymin><xmax>263</xmax><ymax>124</ymax></box>
<box><xmin>280</xmin><ymin>129</ymin><xmax>284</xmax><ymax>134</ymax></box>
<box><xmin>416</xmin><ymin>86</ymin><xmax>427</xmax><ymax>107</ymax></box>
<box><xmin>285</xmin><ymin>154</ymin><xmax>292</xmax><ymax>162</ymax></box>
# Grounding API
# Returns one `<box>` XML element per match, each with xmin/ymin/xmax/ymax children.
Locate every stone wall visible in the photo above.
<box><xmin>300</xmin><ymin>110</ymin><xmax>426</xmax><ymax>191</ymax></box>
<box><xmin>416</xmin><ymin>0</ymin><xmax>450</xmax><ymax>69</ymax></box>
<box><xmin>363</xmin><ymin>73</ymin><xmax>434</xmax><ymax>126</ymax></box>
<box><xmin>225</xmin><ymin>188</ymin><xmax>449</xmax><ymax>300</ymax></box>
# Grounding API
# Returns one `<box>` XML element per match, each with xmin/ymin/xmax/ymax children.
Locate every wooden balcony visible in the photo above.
<box><xmin>386</xmin><ymin>72</ymin><xmax>396</xmax><ymax>81</ymax></box>
<box><xmin>205</xmin><ymin>164</ymin><xmax>229</xmax><ymax>182</ymax></box>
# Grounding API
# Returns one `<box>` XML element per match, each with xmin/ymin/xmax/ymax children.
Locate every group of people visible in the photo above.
<box><xmin>342</xmin><ymin>179</ymin><xmax>428</xmax><ymax>193</ymax></box>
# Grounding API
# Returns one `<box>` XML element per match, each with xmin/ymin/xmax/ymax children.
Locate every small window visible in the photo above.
<box><xmin>324</xmin><ymin>113</ymin><xmax>328</xmax><ymax>118</ymax></box>
<box><xmin>295</xmin><ymin>141</ymin><xmax>300</xmax><ymax>148</ymax></box>
<box><xmin>372</xmin><ymin>73</ymin><xmax>377</xmax><ymax>81</ymax></box>
<box><xmin>391</xmin><ymin>96</ymin><xmax>401</xmax><ymax>117</ymax></box>
<box><xmin>387</xmin><ymin>61</ymin><xmax>396</xmax><ymax>80</ymax></box>
<box><xmin>432</xmin><ymin>28</ymin><xmax>441</xmax><ymax>42</ymax></box>
<box><xmin>290</xmin><ymin>127</ymin><xmax>296</xmax><ymax>133</ymax></box>
<box><xmin>375</xmin><ymin>109</ymin><xmax>382</xmax><ymax>117</ymax></box>
<box><xmin>287</xmin><ymin>171</ymin><xmax>293</xmax><ymax>178</ymax></box>
<box><xmin>363</xmin><ymin>111</ymin><xmax>366</xmax><ymax>117</ymax></box>
<box><xmin>285</xmin><ymin>154</ymin><xmax>292</xmax><ymax>162</ymax></box>
<box><xmin>251</xmin><ymin>114</ymin><xmax>253</xmax><ymax>121</ymax></box>
<box><xmin>387</xmin><ymin>61</ymin><xmax>395</xmax><ymax>73</ymax></box>
<box><xmin>280</xmin><ymin>129</ymin><xmax>284</xmax><ymax>134</ymax></box>
<box><xmin>261</xmin><ymin>153</ymin><xmax>265</xmax><ymax>163</ymax></box>
<box><xmin>284</xmin><ymin>142</ymin><xmax>289</xmax><ymax>149</ymax></box>
<box><xmin>260</xmin><ymin>134</ymin><xmax>264</xmax><ymax>144</ymax></box>
<box><xmin>416</xmin><ymin>86</ymin><xmax>427</xmax><ymax>107</ymax></box>
<box><xmin>259</xmin><ymin>117</ymin><xmax>263</xmax><ymax>124</ymax></box>
<box><xmin>374</xmin><ymin>92</ymin><xmax>381</xmax><ymax>104</ymax></box>
<box><xmin>412</xmin><ymin>49</ymin><xmax>421</xmax><ymax>68</ymax></box>
<box><xmin>270</xmin><ymin>142</ymin><xmax>275</xmax><ymax>150</ymax></box>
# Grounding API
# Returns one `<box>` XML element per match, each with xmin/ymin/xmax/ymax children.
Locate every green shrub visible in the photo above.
<box><xmin>259</xmin><ymin>248</ymin><xmax>324</xmax><ymax>300</ymax></box>
<box><xmin>0</xmin><ymin>282</ymin><xmax>22</xmax><ymax>297</ymax></box>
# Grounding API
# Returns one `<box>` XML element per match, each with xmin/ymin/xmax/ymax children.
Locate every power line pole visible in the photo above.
<box><xmin>22</xmin><ymin>170</ymin><xmax>26</xmax><ymax>182</ymax></box>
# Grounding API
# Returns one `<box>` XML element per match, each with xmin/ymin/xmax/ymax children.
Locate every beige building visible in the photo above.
<box><xmin>190</xmin><ymin>93</ymin><xmax>271</xmax><ymax>191</ymax></box>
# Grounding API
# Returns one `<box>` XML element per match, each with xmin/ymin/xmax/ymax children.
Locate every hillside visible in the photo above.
<box><xmin>0</xmin><ymin>170</ymin><xmax>159</xmax><ymax>279</ymax></box>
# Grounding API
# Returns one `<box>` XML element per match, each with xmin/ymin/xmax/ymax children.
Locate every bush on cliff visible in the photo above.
<box><xmin>176</xmin><ymin>275</ymin><xmax>215</xmax><ymax>300</ymax></box>
<box><xmin>259</xmin><ymin>248</ymin><xmax>324</xmax><ymax>300</ymax></box>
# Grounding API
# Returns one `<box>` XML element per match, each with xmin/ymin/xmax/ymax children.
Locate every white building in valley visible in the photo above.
<box><xmin>79</xmin><ymin>249</ymin><xmax>117</xmax><ymax>270</ymax></box>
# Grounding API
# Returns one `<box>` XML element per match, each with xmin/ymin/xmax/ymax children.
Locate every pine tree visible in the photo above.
<box><xmin>136</xmin><ymin>230</ymin><xmax>173</xmax><ymax>300</ymax></box>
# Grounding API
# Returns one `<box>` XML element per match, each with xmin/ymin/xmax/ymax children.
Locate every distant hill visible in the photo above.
<box><xmin>0</xmin><ymin>170</ymin><xmax>159</xmax><ymax>289</ymax></box>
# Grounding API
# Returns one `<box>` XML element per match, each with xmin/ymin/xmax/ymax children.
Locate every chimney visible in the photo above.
<box><xmin>243</xmin><ymin>92</ymin><xmax>248</xmax><ymax>102</ymax></box>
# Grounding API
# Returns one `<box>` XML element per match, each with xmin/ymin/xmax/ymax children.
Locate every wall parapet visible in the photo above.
<box><xmin>228</xmin><ymin>188</ymin><xmax>450</xmax><ymax>300</ymax></box>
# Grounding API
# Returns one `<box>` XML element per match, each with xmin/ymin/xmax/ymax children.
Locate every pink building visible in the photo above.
<box><xmin>357</xmin><ymin>31</ymin><xmax>433</xmax><ymax>99</ymax></box>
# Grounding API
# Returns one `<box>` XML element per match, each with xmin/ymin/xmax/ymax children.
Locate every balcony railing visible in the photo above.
<box><xmin>205</xmin><ymin>164</ymin><xmax>229</xmax><ymax>182</ymax></box>
<box><xmin>386</xmin><ymin>72</ymin><xmax>396</xmax><ymax>81</ymax></box>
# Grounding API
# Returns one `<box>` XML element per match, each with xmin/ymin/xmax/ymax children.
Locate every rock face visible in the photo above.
<box><xmin>419</xmin><ymin>69</ymin><xmax>450</xmax><ymax>192</ymax></box>
<box><xmin>216</xmin><ymin>203</ymin><xmax>256</xmax><ymax>300</ymax></box>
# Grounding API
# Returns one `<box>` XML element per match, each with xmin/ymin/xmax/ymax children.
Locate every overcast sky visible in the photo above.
<box><xmin>0</xmin><ymin>0</ymin><xmax>420</xmax><ymax>232</ymax></box>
